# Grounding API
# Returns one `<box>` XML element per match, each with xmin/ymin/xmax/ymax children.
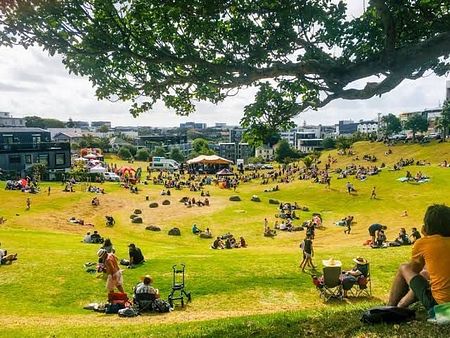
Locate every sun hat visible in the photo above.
<box><xmin>353</xmin><ymin>256</ymin><xmax>368</xmax><ymax>265</ymax></box>
<box><xmin>322</xmin><ymin>258</ymin><xmax>342</xmax><ymax>267</ymax></box>
<box><xmin>97</xmin><ymin>248</ymin><xmax>107</xmax><ymax>257</ymax></box>
<box><xmin>140</xmin><ymin>274</ymin><xmax>153</xmax><ymax>282</ymax></box>
<box><xmin>128</xmin><ymin>243</ymin><xmax>135</xmax><ymax>248</ymax></box>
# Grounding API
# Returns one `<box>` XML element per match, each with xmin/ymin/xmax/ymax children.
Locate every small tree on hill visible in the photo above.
<box><xmin>335</xmin><ymin>136</ymin><xmax>353</xmax><ymax>154</ymax></box>
<box><xmin>152</xmin><ymin>146</ymin><xmax>166</xmax><ymax>157</ymax></box>
<box><xmin>135</xmin><ymin>148</ymin><xmax>150</xmax><ymax>161</ymax></box>
<box><xmin>404</xmin><ymin>114</ymin><xmax>428</xmax><ymax>141</ymax></box>
<box><xmin>169</xmin><ymin>148</ymin><xmax>185</xmax><ymax>163</ymax></box>
<box><xmin>191</xmin><ymin>138</ymin><xmax>215</xmax><ymax>156</ymax></box>
<box><xmin>275</xmin><ymin>139</ymin><xmax>299</xmax><ymax>163</ymax></box>
<box><xmin>380</xmin><ymin>114</ymin><xmax>402</xmax><ymax>138</ymax></box>
<box><xmin>118</xmin><ymin>146</ymin><xmax>132</xmax><ymax>160</ymax></box>
<box><xmin>98</xmin><ymin>124</ymin><xmax>109</xmax><ymax>133</ymax></box>
<box><xmin>302</xmin><ymin>156</ymin><xmax>314</xmax><ymax>169</ymax></box>
<box><xmin>321</xmin><ymin>137</ymin><xmax>336</xmax><ymax>150</ymax></box>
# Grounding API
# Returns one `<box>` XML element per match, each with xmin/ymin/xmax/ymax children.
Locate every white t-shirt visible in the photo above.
<box><xmin>0</xmin><ymin>249</ymin><xmax>4</xmax><ymax>260</ymax></box>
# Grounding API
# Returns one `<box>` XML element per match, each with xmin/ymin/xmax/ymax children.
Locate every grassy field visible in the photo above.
<box><xmin>1</xmin><ymin>141</ymin><xmax>450</xmax><ymax>337</ymax></box>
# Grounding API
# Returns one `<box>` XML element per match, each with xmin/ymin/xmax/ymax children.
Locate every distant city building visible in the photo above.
<box><xmin>237</xmin><ymin>143</ymin><xmax>253</xmax><ymax>163</ymax></box>
<box><xmin>255</xmin><ymin>145</ymin><xmax>275</xmax><ymax>161</ymax></box>
<box><xmin>229</xmin><ymin>127</ymin><xmax>246</xmax><ymax>143</ymax></box>
<box><xmin>215</xmin><ymin>123</ymin><xmax>227</xmax><ymax>128</ymax></box>
<box><xmin>279</xmin><ymin>129</ymin><xmax>297</xmax><ymax>147</ymax></box>
<box><xmin>0</xmin><ymin>127</ymin><xmax>71</xmax><ymax>178</ymax></box>
<box><xmin>47</xmin><ymin>128</ymin><xmax>83</xmax><ymax>140</ymax></box>
<box><xmin>0</xmin><ymin>112</ymin><xmax>26</xmax><ymax>128</ymax></box>
<box><xmin>218</xmin><ymin>143</ymin><xmax>236</xmax><ymax>163</ymax></box>
<box><xmin>336</xmin><ymin>120</ymin><xmax>378</xmax><ymax>135</ymax></box>
<box><xmin>180</xmin><ymin>122</ymin><xmax>207</xmax><ymax>130</ymax></box>
<box><xmin>399</xmin><ymin>108</ymin><xmax>442</xmax><ymax>122</ymax></box>
<box><xmin>91</xmin><ymin>121</ymin><xmax>112</xmax><ymax>129</ymax></box>
<box><xmin>71</xmin><ymin>120</ymin><xmax>90</xmax><ymax>129</ymax></box>
<box><xmin>447</xmin><ymin>80</ymin><xmax>450</xmax><ymax>100</ymax></box>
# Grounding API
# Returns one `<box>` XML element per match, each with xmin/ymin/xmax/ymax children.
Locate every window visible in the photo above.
<box><xmin>9</xmin><ymin>155</ymin><xmax>21</xmax><ymax>164</ymax></box>
<box><xmin>25</xmin><ymin>154</ymin><xmax>32</xmax><ymax>164</ymax></box>
<box><xmin>3</xmin><ymin>135</ymin><xmax>13</xmax><ymax>144</ymax></box>
<box><xmin>38</xmin><ymin>154</ymin><xmax>49</xmax><ymax>165</ymax></box>
<box><xmin>56</xmin><ymin>153</ymin><xmax>65</xmax><ymax>166</ymax></box>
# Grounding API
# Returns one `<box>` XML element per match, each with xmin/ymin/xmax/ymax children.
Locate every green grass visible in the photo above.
<box><xmin>1</xmin><ymin>141</ymin><xmax>450</xmax><ymax>337</ymax></box>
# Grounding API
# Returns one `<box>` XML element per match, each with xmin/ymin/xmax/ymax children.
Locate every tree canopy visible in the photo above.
<box><xmin>404</xmin><ymin>113</ymin><xmax>428</xmax><ymax>140</ymax></box>
<box><xmin>2</xmin><ymin>1</ymin><xmax>450</xmax><ymax>131</ymax></box>
<box><xmin>380</xmin><ymin>113</ymin><xmax>402</xmax><ymax>137</ymax></box>
<box><xmin>25</xmin><ymin>116</ymin><xmax>65</xmax><ymax>128</ymax></box>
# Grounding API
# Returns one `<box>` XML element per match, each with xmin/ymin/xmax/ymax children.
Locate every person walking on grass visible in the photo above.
<box><xmin>300</xmin><ymin>234</ymin><xmax>315</xmax><ymax>272</ymax></box>
<box><xmin>370</xmin><ymin>186</ymin><xmax>377</xmax><ymax>199</ymax></box>
<box><xmin>26</xmin><ymin>197</ymin><xmax>31</xmax><ymax>210</ymax></box>
<box><xmin>98</xmin><ymin>248</ymin><xmax>125</xmax><ymax>293</ymax></box>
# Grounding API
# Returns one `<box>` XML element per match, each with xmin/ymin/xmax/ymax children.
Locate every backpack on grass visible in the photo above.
<box><xmin>361</xmin><ymin>306</ymin><xmax>415</xmax><ymax>324</ymax></box>
<box><xmin>151</xmin><ymin>299</ymin><xmax>171</xmax><ymax>313</ymax></box>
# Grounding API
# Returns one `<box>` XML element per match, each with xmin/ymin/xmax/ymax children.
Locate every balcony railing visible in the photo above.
<box><xmin>0</xmin><ymin>142</ymin><xmax>71</xmax><ymax>153</ymax></box>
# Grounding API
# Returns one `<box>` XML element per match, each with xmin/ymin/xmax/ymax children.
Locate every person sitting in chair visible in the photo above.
<box><xmin>134</xmin><ymin>274</ymin><xmax>160</xmax><ymax>298</ymax></box>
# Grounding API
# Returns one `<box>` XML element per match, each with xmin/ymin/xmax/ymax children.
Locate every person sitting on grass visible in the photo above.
<box><xmin>91</xmin><ymin>196</ymin><xmax>100</xmax><ymax>206</ymax></box>
<box><xmin>0</xmin><ymin>216</ymin><xmax>6</xmax><ymax>224</ymax></box>
<box><xmin>192</xmin><ymin>224</ymin><xmax>202</xmax><ymax>235</ymax></box>
<box><xmin>240</xmin><ymin>236</ymin><xmax>247</xmax><ymax>248</ymax></box>
<box><xmin>264</xmin><ymin>226</ymin><xmax>277</xmax><ymax>237</ymax></box>
<box><xmin>410</xmin><ymin>227</ymin><xmax>422</xmax><ymax>244</ymax></box>
<box><xmin>128</xmin><ymin>243</ymin><xmax>145</xmax><ymax>268</ymax></box>
<box><xmin>395</xmin><ymin>227</ymin><xmax>411</xmax><ymax>245</ymax></box>
<box><xmin>387</xmin><ymin>204</ymin><xmax>450</xmax><ymax>316</ymax></box>
<box><xmin>101</xmin><ymin>238</ymin><xmax>115</xmax><ymax>253</ymax></box>
<box><xmin>0</xmin><ymin>243</ymin><xmax>18</xmax><ymax>265</ymax></box>
<box><xmin>83</xmin><ymin>232</ymin><xmax>92</xmax><ymax>243</ymax></box>
<box><xmin>211</xmin><ymin>237</ymin><xmax>225</xmax><ymax>249</ymax></box>
<box><xmin>375</xmin><ymin>229</ymin><xmax>387</xmax><ymax>247</ymax></box>
<box><xmin>134</xmin><ymin>274</ymin><xmax>160</xmax><ymax>299</ymax></box>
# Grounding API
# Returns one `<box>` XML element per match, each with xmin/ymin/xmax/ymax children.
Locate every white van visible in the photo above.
<box><xmin>151</xmin><ymin>157</ymin><xmax>180</xmax><ymax>170</ymax></box>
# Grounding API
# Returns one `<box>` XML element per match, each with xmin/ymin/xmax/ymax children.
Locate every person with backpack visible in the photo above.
<box><xmin>299</xmin><ymin>234</ymin><xmax>315</xmax><ymax>272</ymax></box>
<box><xmin>387</xmin><ymin>204</ymin><xmax>450</xmax><ymax>314</ymax></box>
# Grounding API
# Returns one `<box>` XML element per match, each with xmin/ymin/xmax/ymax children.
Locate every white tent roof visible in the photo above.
<box><xmin>187</xmin><ymin>155</ymin><xmax>233</xmax><ymax>165</ymax></box>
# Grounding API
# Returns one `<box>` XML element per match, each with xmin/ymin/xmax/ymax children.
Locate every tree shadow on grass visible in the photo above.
<box><xmin>181</xmin><ymin>305</ymin><xmax>450</xmax><ymax>338</ymax></box>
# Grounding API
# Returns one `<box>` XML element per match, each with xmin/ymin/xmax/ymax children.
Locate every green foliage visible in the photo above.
<box><xmin>436</xmin><ymin>100</ymin><xmax>450</xmax><ymax>141</ymax></box>
<box><xmin>169</xmin><ymin>147</ymin><xmax>185</xmax><ymax>163</ymax></box>
<box><xmin>117</xmin><ymin>146</ymin><xmax>132</xmax><ymax>160</ymax></box>
<box><xmin>135</xmin><ymin>148</ymin><xmax>150</xmax><ymax>161</ymax></box>
<box><xmin>27</xmin><ymin>163</ymin><xmax>47</xmax><ymax>180</ymax></box>
<box><xmin>121</xmin><ymin>144</ymin><xmax>137</xmax><ymax>156</ymax></box>
<box><xmin>404</xmin><ymin>114</ymin><xmax>429</xmax><ymax>141</ymax></box>
<box><xmin>275</xmin><ymin>139</ymin><xmax>299</xmax><ymax>163</ymax></box>
<box><xmin>248</xmin><ymin>156</ymin><xmax>264</xmax><ymax>164</ymax></box>
<box><xmin>191</xmin><ymin>138</ymin><xmax>215</xmax><ymax>156</ymax></box>
<box><xmin>152</xmin><ymin>146</ymin><xmax>166</xmax><ymax>158</ymax></box>
<box><xmin>321</xmin><ymin>137</ymin><xmax>336</xmax><ymax>150</ymax></box>
<box><xmin>24</xmin><ymin>116</ymin><xmax>65</xmax><ymax>128</ymax></box>
<box><xmin>335</xmin><ymin>136</ymin><xmax>353</xmax><ymax>153</ymax></box>
<box><xmin>302</xmin><ymin>155</ymin><xmax>314</xmax><ymax>169</ymax></box>
<box><xmin>381</xmin><ymin>113</ymin><xmax>402</xmax><ymax>137</ymax></box>
<box><xmin>3</xmin><ymin>2</ymin><xmax>449</xmax><ymax>133</ymax></box>
<box><xmin>97</xmin><ymin>124</ymin><xmax>109</xmax><ymax>133</ymax></box>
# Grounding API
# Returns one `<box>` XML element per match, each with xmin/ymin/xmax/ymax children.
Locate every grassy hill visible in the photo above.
<box><xmin>1</xmin><ymin>141</ymin><xmax>450</xmax><ymax>337</ymax></box>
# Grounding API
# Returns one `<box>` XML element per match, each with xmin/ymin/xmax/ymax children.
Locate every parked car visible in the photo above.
<box><xmin>262</xmin><ymin>164</ymin><xmax>274</xmax><ymax>169</ymax></box>
<box><xmin>389</xmin><ymin>134</ymin><xmax>407</xmax><ymax>141</ymax></box>
<box><xmin>425</xmin><ymin>133</ymin><xmax>441</xmax><ymax>140</ymax></box>
<box><xmin>103</xmin><ymin>172</ymin><xmax>121</xmax><ymax>181</ymax></box>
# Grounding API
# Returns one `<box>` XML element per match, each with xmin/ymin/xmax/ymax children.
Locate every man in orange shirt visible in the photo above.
<box><xmin>98</xmin><ymin>249</ymin><xmax>125</xmax><ymax>293</ymax></box>
<box><xmin>388</xmin><ymin>204</ymin><xmax>450</xmax><ymax>313</ymax></box>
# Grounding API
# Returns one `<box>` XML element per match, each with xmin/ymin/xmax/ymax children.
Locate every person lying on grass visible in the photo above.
<box><xmin>387</xmin><ymin>204</ymin><xmax>450</xmax><ymax>316</ymax></box>
<box><xmin>0</xmin><ymin>243</ymin><xmax>18</xmax><ymax>265</ymax></box>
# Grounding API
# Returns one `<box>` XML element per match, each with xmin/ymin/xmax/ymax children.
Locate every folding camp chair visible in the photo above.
<box><xmin>317</xmin><ymin>266</ymin><xmax>343</xmax><ymax>301</ymax></box>
<box><xmin>349</xmin><ymin>263</ymin><xmax>372</xmax><ymax>297</ymax></box>
<box><xmin>133</xmin><ymin>292</ymin><xmax>157</xmax><ymax>313</ymax></box>
<box><xmin>168</xmin><ymin>264</ymin><xmax>191</xmax><ymax>307</ymax></box>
